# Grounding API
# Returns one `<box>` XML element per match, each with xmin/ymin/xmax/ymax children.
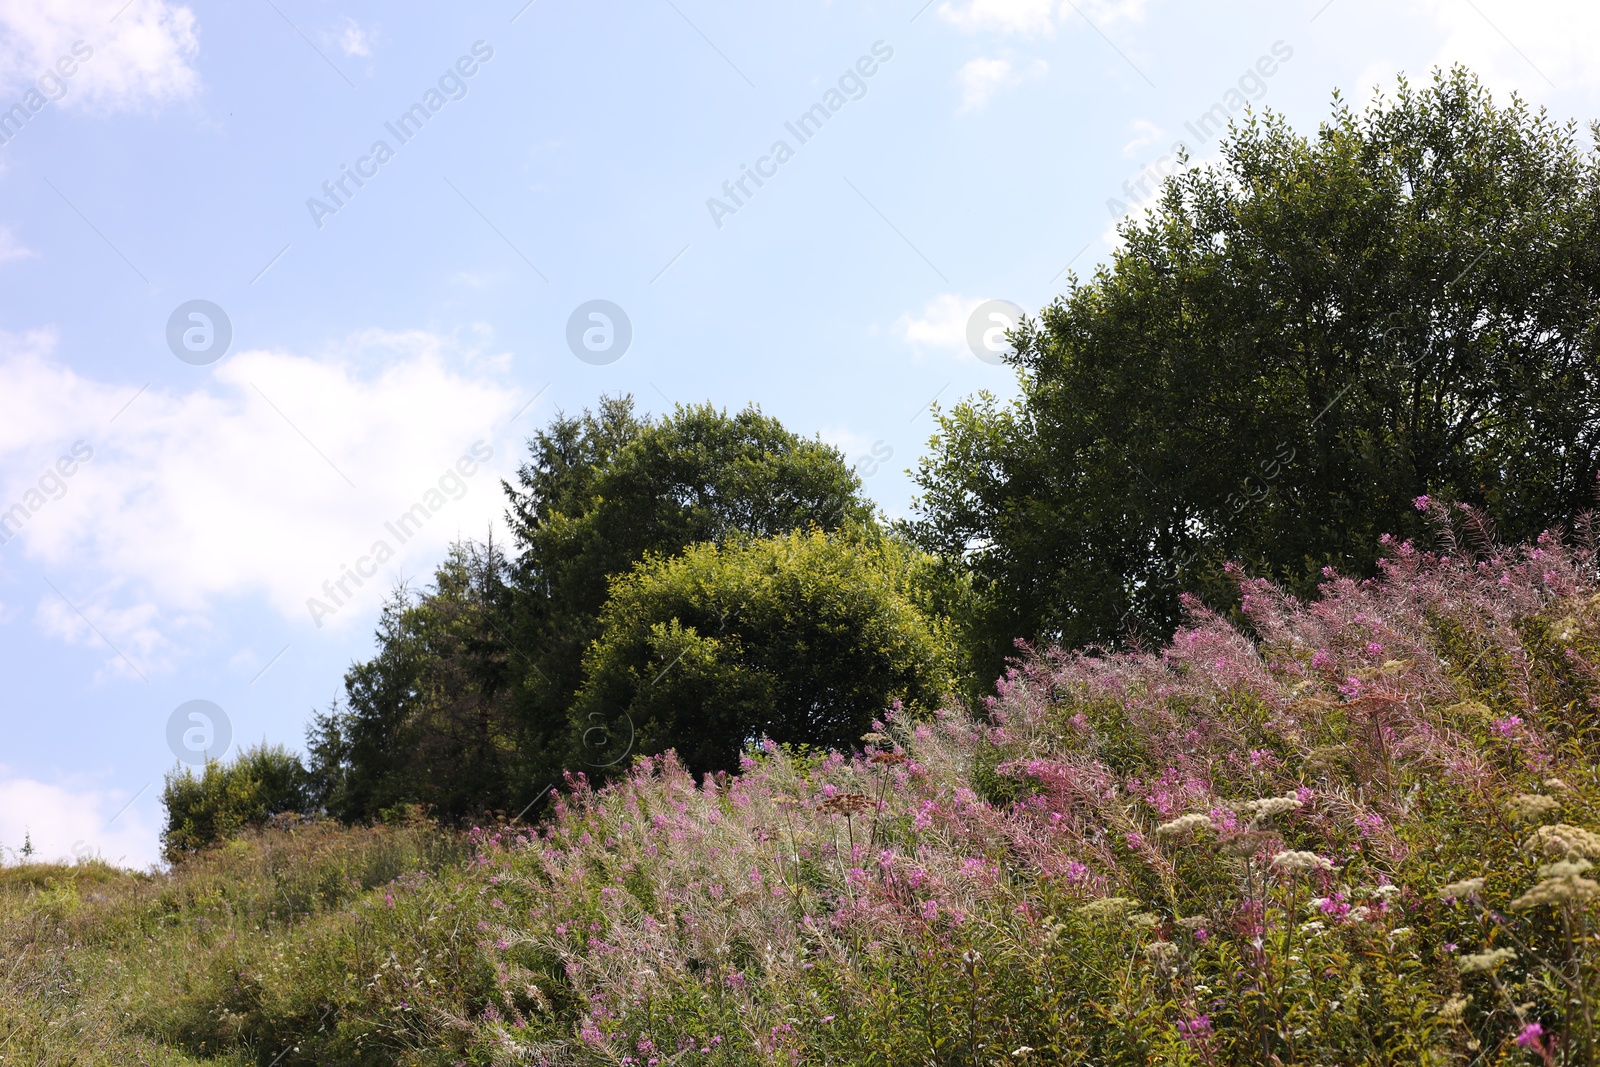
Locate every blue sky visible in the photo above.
<box><xmin>1</xmin><ymin>0</ymin><xmax>1595</xmax><ymax>866</ymax></box>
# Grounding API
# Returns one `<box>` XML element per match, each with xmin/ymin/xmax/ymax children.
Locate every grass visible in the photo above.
<box><xmin>6</xmin><ymin>520</ymin><xmax>1600</xmax><ymax>1064</ymax></box>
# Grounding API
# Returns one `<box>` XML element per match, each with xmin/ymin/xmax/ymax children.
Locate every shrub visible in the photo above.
<box><xmin>160</xmin><ymin>743</ymin><xmax>315</xmax><ymax>859</ymax></box>
<box><xmin>569</xmin><ymin>528</ymin><xmax>960</xmax><ymax>775</ymax></box>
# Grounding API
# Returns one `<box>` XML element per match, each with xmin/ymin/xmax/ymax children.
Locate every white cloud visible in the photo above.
<box><xmin>1411</xmin><ymin>0</ymin><xmax>1598</xmax><ymax>94</ymax></box>
<box><xmin>0</xmin><ymin>327</ymin><xmax>531</xmax><ymax>678</ymax></box>
<box><xmin>936</xmin><ymin>0</ymin><xmax>1145</xmax><ymax>37</ymax></box>
<box><xmin>956</xmin><ymin>56</ymin><xmax>1047</xmax><ymax>113</ymax></box>
<box><xmin>337</xmin><ymin>17</ymin><xmax>370</xmax><ymax>58</ymax></box>
<box><xmin>0</xmin><ymin>0</ymin><xmax>200</xmax><ymax>113</ymax></box>
<box><xmin>0</xmin><ymin>775</ymin><xmax>159</xmax><ymax>869</ymax></box>
<box><xmin>1121</xmin><ymin>118</ymin><xmax>1163</xmax><ymax>156</ymax></box>
<box><xmin>895</xmin><ymin>293</ymin><xmax>982</xmax><ymax>353</ymax></box>
<box><xmin>0</xmin><ymin>226</ymin><xmax>33</xmax><ymax>264</ymax></box>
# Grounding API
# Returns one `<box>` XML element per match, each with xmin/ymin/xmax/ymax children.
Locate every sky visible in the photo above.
<box><xmin>0</xmin><ymin>0</ymin><xmax>1595</xmax><ymax>868</ymax></box>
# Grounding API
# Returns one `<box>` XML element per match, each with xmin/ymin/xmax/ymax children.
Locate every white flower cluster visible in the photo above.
<box><xmin>1155</xmin><ymin>813</ymin><xmax>1213</xmax><ymax>839</ymax></box>
<box><xmin>1271</xmin><ymin>850</ymin><xmax>1333</xmax><ymax>875</ymax></box>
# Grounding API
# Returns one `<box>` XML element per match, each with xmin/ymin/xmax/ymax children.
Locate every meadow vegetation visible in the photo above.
<box><xmin>8</xmin><ymin>504</ymin><xmax>1600</xmax><ymax>1064</ymax></box>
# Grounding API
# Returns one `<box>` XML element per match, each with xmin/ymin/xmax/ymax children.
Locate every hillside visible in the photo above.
<box><xmin>6</xmin><ymin>517</ymin><xmax>1600</xmax><ymax>1065</ymax></box>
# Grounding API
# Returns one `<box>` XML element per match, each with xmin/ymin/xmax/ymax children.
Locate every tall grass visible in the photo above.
<box><xmin>7</xmin><ymin>513</ymin><xmax>1600</xmax><ymax>1064</ymax></box>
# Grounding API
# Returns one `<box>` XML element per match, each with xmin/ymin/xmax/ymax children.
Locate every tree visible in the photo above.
<box><xmin>910</xmin><ymin>68</ymin><xmax>1600</xmax><ymax>676</ymax></box>
<box><xmin>160</xmin><ymin>744</ymin><xmax>314</xmax><ymax>860</ymax></box>
<box><xmin>324</xmin><ymin>397</ymin><xmax>877</xmax><ymax>817</ymax></box>
<box><xmin>310</xmin><ymin>538</ymin><xmax>519</xmax><ymax>822</ymax></box>
<box><xmin>504</xmin><ymin>397</ymin><xmax>874</xmax><ymax>783</ymax></box>
<box><xmin>570</xmin><ymin>528</ymin><xmax>958</xmax><ymax>776</ymax></box>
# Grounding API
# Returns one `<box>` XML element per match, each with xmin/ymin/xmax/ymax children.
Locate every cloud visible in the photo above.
<box><xmin>0</xmin><ymin>226</ymin><xmax>34</xmax><ymax>264</ymax></box>
<box><xmin>0</xmin><ymin>775</ymin><xmax>159</xmax><ymax>868</ymax></box>
<box><xmin>0</xmin><ymin>327</ymin><xmax>531</xmax><ymax>678</ymax></box>
<box><xmin>0</xmin><ymin>0</ymin><xmax>200</xmax><ymax>113</ymax></box>
<box><xmin>936</xmin><ymin>0</ymin><xmax>1145</xmax><ymax>37</ymax></box>
<box><xmin>1411</xmin><ymin>0</ymin><xmax>1598</xmax><ymax>94</ymax></box>
<box><xmin>894</xmin><ymin>293</ymin><xmax>982</xmax><ymax>353</ymax></box>
<box><xmin>1121</xmin><ymin>118</ymin><xmax>1163</xmax><ymax>156</ymax></box>
<box><xmin>956</xmin><ymin>56</ymin><xmax>1047</xmax><ymax>113</ymax></box>
<box><xmin>337</xmin><ymin>17</ymin><xmax>370</xmax><ymax>58</ymax></box>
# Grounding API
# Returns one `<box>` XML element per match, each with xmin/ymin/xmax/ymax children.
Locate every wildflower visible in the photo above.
<box><xmin>1544</xmin><ymin>778</ymin><xmax>1570</xmax><ymax>791</ymax></box>
<box><xmin>1155</xmin><ymin>813</ymin><xmax>1212</xmax><ymax>839</ymax></box>
<box><xmin>1298</xmin><ymin>920</ymin><xmax>1327</xmax><ymax>936</ymax></box>
<box><xmin>1271</xmin><ymin>850</ymin><xmax>1334</xmax><ymax>875</ymax></box>
<box><xmin>1538</xmin><ymin>858</ymin><xmax>1592</xmax><ymax>879</ymax></box>
<box><xmin>1242</xmin><ymin>794</ymin><xmax>1302</xmax><ymax>824</ymax></box>
<box><xmin>1440</xmin><ymin>877</ymin><xmax>1485</xmax><ymax>901</ymax></box>
<box><xmin>1011</xmin><ymin>1047</ymin><xmax>1035</xmax><ymax>1058</ymax></box>
<box><xmin>1129</xmin><ymin>911</ymin><xmax>1161</xmax><ymax>928</ymax></box>
<box><xmin>1512</xmin><ymin>871</ymin><xmax>1600</xmax><ymax>910</ymax></box>
<box><xmin>1144</xmin><ymin>941</ymin><xmax>1178</xmax><ymax>965</ymax></box>
<box><xmin>1505</xmin><ymin>794</ymin><xmax>1561</xmax><ymax>822</ymax></box>
<box><xmin>1527</xmin><ymin>823</ymin><xmax>1600</xmax><ymax>860</ymax></box>
<box><xmin>1458</xmin><ymin>947</ymin><xmax>1516</xmax><ymax>973</ymax></box>
<box><xmin>1310</xmin><ymin>649</ymin><xmax>1333</xmax><ymax>669</ymax></box>
<box><xmin>1176</xmin><ymin>1016</ymin><xmax>1212</xmax><ymax>1040</ymax></box>
<box><xmin>1516</xmin><ymin>1023</ymin><xmax>1546</xmax><ymax>1049</ymax></box>
<box><xmin>820</xmin><ymin>793</ymin><xmax>873</xmax><ymax>816</ymax></box>
<box><xmin>1078</xmin><ymin>896</ymin><xmax>1139</xmax><ymax>919</ymax></box>
<box><xmin>1491</xmin><ymin>716</ymin><xmax>1525</xmax><ymax>738</ymax></box>
<box><xmin>1436</xmin><ymin>996</ymin><xmax>1468</xmax><ymax>1024</ymax></box>
<box><xmin>1175</xmin><ymin>916</ymin><xmax>1207</xmax><ymax>930</ymax></box>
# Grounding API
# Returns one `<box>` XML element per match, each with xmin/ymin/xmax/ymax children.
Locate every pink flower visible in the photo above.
<box><xmin>920</xmin><ymin>900</ymin><xmax>939</xmax><ymax>921</ymax></box>
<box><xmin>1310</xmin><ymin>648</ymin><xmax>1332</xmax><ymax>669</ymax></box>
<box><xmin>1516</xmin><ymin>1022</ymin><xmax>1545</xmax><ymax>1049</ymax></box>
<box><xmin>1413</xmin><ymin>495</ymin><xmax>1431</xmax><ymax>511</ymax></box>
<box><xmin>1491</xmin><ymin>715</ymin><xmax>1524</xmax><ymax>737</ymax></box>
<box><xmin>1365</xmin><ymin>642</ymin><xmax>1383</xmax><ymax>657</ymax></box>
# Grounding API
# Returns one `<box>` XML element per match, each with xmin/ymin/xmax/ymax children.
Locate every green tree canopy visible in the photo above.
<box><xmin>504</xmin><ymin>397</ymin><xmax>874</xmax><ymax>778</ymax></box>
<box><xmin>571</xmin><ymin>528</ymin><xmax>958</xmax><ymax>775</ymax></box>
<box><xmin>910</xmin><ymin>68</ymin><xmax>1600</xmax><ymax>675</ymax></box>
<box><xmin>161</xmin><ymin>744</ymin><xmax>313</xmax><ymax>860</ymax></box>
<box><xmin>310</xmin><ymin>539</ymin><xmax>517</xmax><ymax>822</ymax></box>
<box><xmin>318</xmin><ymin>397</ymin><xmax>878</xmax><ymax>819</ymax></box>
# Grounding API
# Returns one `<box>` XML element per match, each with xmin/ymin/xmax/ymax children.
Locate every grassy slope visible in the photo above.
<box><xmin>5</xmin><ymin>528</ymin><xmax>1600</xmax><ymax>1065</ymax></box>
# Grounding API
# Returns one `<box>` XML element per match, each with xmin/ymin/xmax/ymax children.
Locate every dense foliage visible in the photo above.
<box><xmin>911</xmin><ymin>68</ymin><xmax>1600</xmax><ymax>676</ymax></box>
<box><xmin>572</xmin><ymin>528</ymin><xmax>959</xmax><ymax>774</ymax></box>
<box><xmin>309</xmin><ymin>398</ymin><xmax>885</xmax><ymax>822</ymax></box>
<box><xmin>160</xmin><ymin>744</ymin><xmax>315</xmax><ymax>860</ymax></box>
<box><xmin>14</xmin><ymin>511</ymin><xmax>1600</xmax><ymax>1064</ymax></box>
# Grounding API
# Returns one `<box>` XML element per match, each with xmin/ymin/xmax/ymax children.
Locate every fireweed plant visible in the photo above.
<box><xmin>7</xmin><ymin>502</ymin><xmax>1600</xmax><ymax>1065</ymax></box>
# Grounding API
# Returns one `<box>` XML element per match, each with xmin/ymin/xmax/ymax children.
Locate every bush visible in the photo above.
<box><xmin>569</xmin><ymin>528</ymin><xmax>959</xmax><ymax>775</ymax></box>
<box><xmin>160</xmin><ymin>744</ymin><xmax>315</xmax><ymax>860</ymax></box>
